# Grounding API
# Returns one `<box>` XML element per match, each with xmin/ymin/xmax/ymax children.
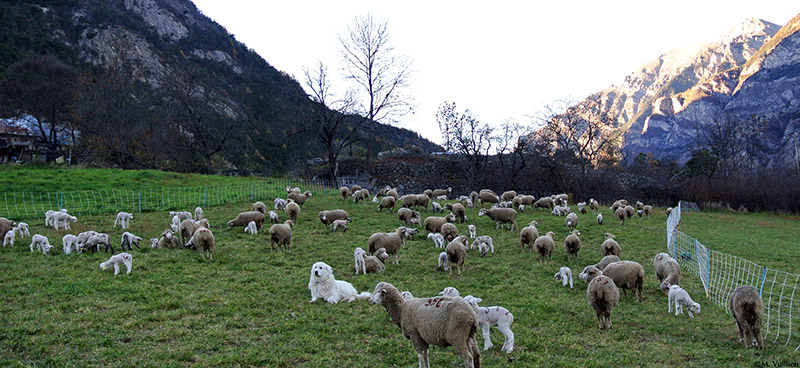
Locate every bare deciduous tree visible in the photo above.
<box><xmin>436</xmin><ymin>101</ymin><xmax>493</xmax><ymax>176</ymax></box>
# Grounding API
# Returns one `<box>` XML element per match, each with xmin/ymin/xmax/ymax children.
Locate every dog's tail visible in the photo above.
<box><xmin>355</xmin><ymin>291</ymin><xmax>371</xmax><ymax>300</ymax></box>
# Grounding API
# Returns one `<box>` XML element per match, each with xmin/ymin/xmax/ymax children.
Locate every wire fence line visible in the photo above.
<box><xmin>667</xmin><ymin>201</ymin><xmax>800</xmax><ymax>351</ymax></box>
<box><xmin>0</xmin><ymin>178</ymin><xmax>341</xmax><ymax>220</ymax></box>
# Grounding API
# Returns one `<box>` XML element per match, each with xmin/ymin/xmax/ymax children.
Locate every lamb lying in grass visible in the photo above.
<box><xmin>463</xmin><ymin>295</ymin><xmax>515</xmax><ymax>354</ymax></box>
<box><xmin>100</xmin><ymin>252</ymin><xmax>133</xmax><ymax>275</ymax></box>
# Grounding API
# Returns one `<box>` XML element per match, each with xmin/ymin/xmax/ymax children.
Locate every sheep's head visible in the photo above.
<box><xmin>439</xmin><ymin>287</ymin><xmax>460</xmax><ymax>298</ymax></box>
<box><xmin>370</xmin><ymin>282</ymin><xmax>397</xmax><ymax>305</ymax></box>
<box><xmin>478</xmin><ymin>209</ymin><xmax>488</xmax><ymax>217</ymax></box>
<box><xmin>375</xmin><ymin>248</ymin><xmax>389</xmax><ymax>262</ymax></box>
<box><xmin>579</xmin><ymin>266</ymin><xmax>602</xmax><ymax>282</ymax></box>
<box><xmin>150</xmin><ymin>238</ymin><xmax>159</xmax><ymax>248</ymax></box>
<box><xmin>689</xmin><ymin>302</ymin><xmax>701</xmax><ymax>315</ymax></box>
<box><xmin>462</xmin><ymin>295</ymin><xmax>481</xmax><ymax>309</ymax></box>
<box><xmin>546</xmin><ymin>231</ymin><xmax>555</xmax><ymax>239</ymax></box>
<box><xmin>445</xmin><ymin>214</ymin><xmax>456</xmax><ymax>223</ymax></box>
<box><xmin>572</xmin><ymin>230</ymin><xmax>580</xmax><ymax>236</ymax></box>
<box><xmin>529</xmin><ymin>220</ymin><xmax>538</xmax><ymax>228</ymax></box>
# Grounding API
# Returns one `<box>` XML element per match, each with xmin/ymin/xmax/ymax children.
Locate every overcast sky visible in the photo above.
<box><xmin>191</xmin><ymin>1</ymin><xmax>798</xmax><ymax>143</ymax></box>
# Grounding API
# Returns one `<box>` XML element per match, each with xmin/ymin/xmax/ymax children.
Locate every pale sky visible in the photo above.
<box><xmin>191</xmin><ymin>1</ymin><xmax>798</xmax><ymax>144</ymax></box>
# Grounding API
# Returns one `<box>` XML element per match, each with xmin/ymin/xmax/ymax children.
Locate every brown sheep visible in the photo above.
<box><xmin>601</xmin><ymin>233</ymin><xmax>621</xmax><ymax>257</ymax></box>
<box><xmin>729</xmin><ymin>285</ymin><xmax>764</xmax><ymax>349</ymax></box>
<box><xmin>451</xmin><ymin>203</ymin><xmax>467</xmax><ymax>223</ymax></box>
<box><xmin>227</xmin><ymin>211</ymin><xmax>266</xmax><ymax>231</ymax></box>
<box><xmin>318</xmin><ymin>209</ymin><xmax>349</xmax><ymax>227</ymax></box>
<box><xmin>398</xmin><ymin>208</ymin><xmax>420</xmax><ymax>226</ymax></box>
<box><xmin>564</xmin><ymin>230</ymin><xmax>581</xmax><ymax>259</ymax></box>
<box><xmin>534</xmin><ymin>231</ymin><xmax>555</xmax><ymax>263</ymax></box>
<box><xmin>519</xmin><ymin>221</ymin><xmax>539</xmax><ymax>252</ymax></box>
<box><xmin>603</xmin><ymin>261</ymin><xmax>645</xmax><ymax>302</ymax></box>
<box><xmin>368</xmin><ymin>227</ymin><xmax>417</xmax><ymax>265</ymax></box>
<box><xmin>441</xmin><ymin>223</ymin><xmax>459</xmax><ymax>242</ymax></box>
<box><xmin>445</xmin><ymin>237</ymin><xmax>469</xmax><ymax>276</ymax></box>
<box><xmin>424</xmin><ymin>214</ymin><xmax>456</xmax><ymax>234</ymax></box>
<box><xmin>285</xmin><ymin>201</ymin><xmax>301</xmax><ymax>224</ymax></box>
<box><xmin>252</xmin><ymin>201</ymin><xmax>267</xmax><ymax>214</ymax></box>
<box><xmin>269</xmin><ymin>220</ymin><xmax>293</xmax><ymax>251</ymax></box>
<box><xmin>378</xmin><ymin>196</ymin><xmax>396</xmax><ymax>212</ymax></box>
<box><xmin>288</xmin><ymin>191</ymin><xmax>312</xmax><ymax>205</ymax></box>
<box><xmin>478</xmin><ymin>208</ymin><xmax>517</xmax><ymax>230</ymax></box>
<box><xmin>339</xmin><ymin>186</ymin><xmax>351</xmax><ymax>200</ymax></box>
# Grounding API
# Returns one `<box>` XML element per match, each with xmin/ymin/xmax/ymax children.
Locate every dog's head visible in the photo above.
<box><xmin>310</xmin><ymin>261</ymin><xmax>333</xmax><ymax>279</ymax></box>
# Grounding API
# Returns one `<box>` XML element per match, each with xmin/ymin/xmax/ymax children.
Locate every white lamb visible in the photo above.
<box><xmin>470</xmin><ymin>236</ymin><xmax>494</xmax><ymax>257</ymax></box>
<box><xmin>427</xmin><ymin>232</ymin><xmax>445</xmax><ymax>248</ymax></box>
<box><xmin>554</xmin><ymin>266</ymin><xmax>573</xmax><ymax>288</ymax></box>
<box><xmin>468</xmin><ymin>224</ymin><xmax>476</xmax><ymax>239</ymax></box>
<box><xmin>354</xmin><ymin>247</ymin><xmax>367</xmax><ymax>275</ymax></box>
<box><xmin>62</xmin><ymin>234</ymin><xmax>79</xmax><ymax>254</ymax></box>
<box><xmin>268</xmin><ymin>210</ymin><xmax>279</xmax><ymax>223</ymax></box>
<box><xmin>463</xmin><ymin>295</ymin><xmax>515</xmax><ymax>353</ymax></box>
<box><xmin>171</xmin><ymin>215</ymin><xmax>181</xmax><ymax>233</ymax></box>
<box><xmin>439</xmin><ymin>286</ymin><xmax>460</xmax><ymax>298</ymax></box>
<box><xmin>29</xmin><ymin>234</ymin><xmax>53</xmax><ymax>254</ymax></box>
<box><xmin>113</xmin><ymin>212</ymin><xmax>134</xmax><ymax>229</ymax></box>
<box><xmin>431</xmin><ymin>201</ymin><xmax>443</xmax><ymax>213</ymax></box>
<box><xmin>667</xmin><ymin>285</ymin><xmax>701</xmax><ymax>318</ymax></box>
<box><xmin>52</xmin><ymin>212</ymin><xmax>77</xmax><ymax>230</ymax></box>
<box><xmin>3</xmin><ymin>228</ymin><xmax>15</xmax><ymax>247</ymax></box>
<box><xmin>169</xmin><ymin>211</ymin><xmax>192</xmax><ymax>221</ymax></box>
<box><xmin>597</xmin><ymin>213</ymin><xmax>603</xmax><ymax>225</ymax></box>
<box><xmin>16</xmin><ymin>222</ymin><xmax>30</xmax><ymax>238</ymax></box>
<box><xmin>194</xmin><ymin>207</ymin><xmax>204</xmax><ymax>221</ymax></box>
<box><xmin>274</xmin><ymin>198</ymin><xmax>287</xmax><ymax>211</ymax></box>
<box><xmin>100</xmin><ymin>252</ymin><xmax>133</xmax><ymax>275</ymax></box>
<box><xmin>400</xmin><ymin>291</ymin><xmax>415</xmax><ymax>300</ymax></box>
<box><xmin>438</xmin><ymin>251</ymin><xmax>449</xmax><ymax>271</ymax></box>
<box><xmin>244</xmin><ymin>221</ymin><xmax>258</xmax><ymax>235</ymax></box>
<box><xmin>45</xmin><ymin>209</ymin><xmax>67</xmax><ymax>227</ymax></box>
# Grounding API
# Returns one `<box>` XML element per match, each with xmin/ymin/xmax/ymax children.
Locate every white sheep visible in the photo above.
<box><xmin>274</xmin><ymin>198</ymin><xmax>287</xmax><ymax>211</ymax></box>
<box><xmin>3</xmin><ymin>228</ymin><xmax>15</xmax><ymax>247</ymax></box>
<box><xmin>52</xmin><ymin>212</ymin><xmax>77</xmax><ymax>230</ymax></box>
<box><xmin>438</xmin><ymin>251</ymin><xmax>449</xmax><ymax>271</ymax></box>
<box><xmin>565</xmin><ymin>212</ymin><xmax>578</xmax><ymax>230</ymax></box>
<box><xmin>427</xmin><ymin>232</ymin><xmax>445</xmax><ymax>248</ymax></box>
<box><xmin>330</xmin><ymin>218</ymin><xmax>351</xmax><ymax>232</ymax></box>
<box><xmin>194</xmin><ymin>207</ymin><xmax>204</xmax><ymax>221</ymax></box>
<box><xmin>431</xmin><ymin>201</ymin><xmax>443</xmax><ymax>213</ymax></box>
<box><xmin>477</xmin><ymin>208</ymin><xmax>517</xmax><ymax>230</ymax></box>
<box><xmin>667</xmin><ymin>285</ymin><xmax>700</xmax><ymax>318</ymax></box>
<box><xmin>597</xmin><ymin>213</ymin><xmax>603</xmax><ymax>225</ymax></box>
<box><xmin>29</xmin><ymin>234</ymin><xmax>53</xmax><ymax>254</ymax></box>
<box><xmin>463</xmin><ymin>295</ymin><xmax>515</xmax><ymax>354</ymax></box>
<box><xmin>577</xmin><ymin>202</ymin><xmax>587</xmax><ymax>214</ymax></box>
<box><xmin>113</xmin><ymin>212</ymin><xmax>133</xmax><ymax>229</ymax></box>
<box><xmin>16</xmin><ymin>222</ymin><xmax>30</xmax><ymax>238</ymax></box>
<box><xmin>44</xmin><ymin>209</ymin><xmax>66</xmax><ymax>227</ymax></box>
<box><xmin>100</xmin><ymin>252</ymin><xmax>133</xmax><ymax>275</ymax></box>
<box><xmin>62</xmin><ymin>234</ymin><xmax>79</xmax><ymax>254</ymax></box>
<box><xmin>171</xmin><ymin>215</ymin><xmax>181</xmax><ymax>233</ymax></box>
<box><xmin>169</xmin><ymin>211</ymin><xmax>193</xmax><ymax>221</ymax></box>
<box><xmin>400</xmin><ymin>291</ymin><xmax>415</xmax><ymax>300</ymax></box>
<box><xmin>244</xmin><ymin>221</ymin><xmax>258</xmax><ymax>235</ymax></box>
<box><xmin>440</xmin><ymin>286</ymin><xmax>460</xmax><ymax>298</ymax></box>
<box><xmin>369</xmin><ymin>282</ymin><xmax>481</xmax><ymax>368</ymax></box>
<box><xmin>268</xmin><ymin>210</ymin><xmax>279</xmax><ymax>224</ymax></box>
<box><xmin>83</xmin><ymin>233</ymin><xmax>112</xmax><ymax>253</ymax></box>
<box><xmin>468</xmin><ymin>224</ymin><xmax>476</xmax><ymax>239</ymax></box>
<box><xmin>120</xmin><ymin>232</ymin><xmax>142</xmax><ymax>251</ymax></box>
<box><xmin>554</xmin><ymin>266</ymin><xmax>573</xmax><ymax>288</ymax></box>
<box><xmin>354</xmin><ymin>247</ymin><xmax>367</xmax><ymax>275</ymax></box>
<box><xmin>469</xmin><ymin>236</ymin><xmax>494</xmax><ymax>257</ymax></box>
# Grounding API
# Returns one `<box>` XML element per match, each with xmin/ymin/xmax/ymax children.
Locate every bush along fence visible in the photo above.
<box><xmin>667</xmin><ymin>201</ymin><xmax>800</xmax><ymax>351</ymax></box>
<box><xmin>0</xmin><ymin>178</ymin><xmax>340</xmax><ymax>219</ymax></box>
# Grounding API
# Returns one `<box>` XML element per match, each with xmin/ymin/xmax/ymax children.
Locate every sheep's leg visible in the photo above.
<box><xmin>687</xmin><ymin>308</ymin><xmax>694</xmax><ymax>318</ymax></box>
<box><xmin>480</xmin><ymin>323</ymin><xmax>493</xmax><ymax>350</ymax></box>
<box><xmin>409</xmin><ymin>335</ymin><xmax>430</xmax><ymax>368</ymax></box>
<box><xmin>453</xmin><ymin>340</ymin><xmax>477</xmax><ymax>368</ymax></box>
<box><xmin>393</xmin><ymin>254</ymin><xmax>399</xmax><ymax>265</ymax></box>
<box><xmin>668</xmin><ymin>296</ymin><xmax>672</xmax><ymax>313</ymax></box>
<box><xmin>498</xmin><ymin>324</ymin><xmax>514</xmax><ymax>353</ymax></box>
<box><xmin>113</xmin><ymin>264</ymin><xmax>120</xmax><ymax>276</ymax></box>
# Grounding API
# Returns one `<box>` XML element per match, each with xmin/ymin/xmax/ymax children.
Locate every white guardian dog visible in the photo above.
<box><xmin>308</xmin><ymin>261</ymin><xmax>370</xmax><ymax>304</ymax></box>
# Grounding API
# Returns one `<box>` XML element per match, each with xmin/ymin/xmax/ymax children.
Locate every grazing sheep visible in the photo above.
<box><xmin>76</xmin><ymin>230</ymin><xmax>98</xmax><ymax>250</ymax></box>
<box><xmin>440</xmin><ymin>286</ymin><xmax>460</xmax><ymax>298</ymax></box>
<box><xmin>353</xmin><ymin>189</ymin><xmax>370</xmax><ymax>203</ymax></box>
<box><xmin>438</xmin><ymin>251</ymin><xmax>449</xmax><ymax>271</ymax></box>
<box><xmin>308</xmin><ymin>261</ymin><xmax>370</xmax><ymax>304</ymax></box>
<box><xmin>318</xmin><ymin>209</ymin><xmax>349</xmax><ymax>228</ymax></box>
<box><xmin>386</xmin><ymin>188</ymin><xmax>399</xmax><ymax>201</ymax></box>
<box><xmin>350</xmin><ymin>184</ymin><xmax>362</xmax><ymax>192</ymax></box>
<box><xmin>602</xmin><ymin>261</ymin><xmax>645</xmax><ymax>302</ymax></box>
<box><xmin>478</xmin><ymin>208</ymin><xmax>518</xmax><ymax>230</ymax></box>
<box><xmin>512</xmin><ymin>195</ymin><xmax>535</xmax><ymax>211</ymax></box>
<box><xmin>253</xmin><ymin>201</ymin><xmax>267</xmax><ymax>214</ymax></box>
<box><xmin>3</xmin><ymin>228</ymin><xmax>14</xmax><ymax>247</ymax></box>
<box><xmin>29</xmin><ymin>234</ymin><xmax>53</xmax><ymax>254</ymax></box>
<box><xmin>284</xmin><ymin>202</ymin><xmax>301</xmax><ymax>224</ymax></box>
<box><xmin>667</xmin><ymin>285</ymin><xmax>700</xmax><ymax>318</ymax></box>
<box><xmin>414</xmin><ymin>194</ymin><xmax>430</xmax><ymax>211</ymax></box>
<box><xmin>451</xmin><ymin>203</ymin><xmax>468</xmax><ymax>223</ymax></box>
<box><xmin>432</xmin><ymin>187</ymin><xmax>452</xmax><ymax>198</ymax></box>
<box><xmin>288</xmin><ymin>191</ymin><xmax>313</xmax><ymax>205</ymax></box>
<box><xmin>564</xmin><ymin>230</ymin><xmax>582</xmax><ymax>259</ymax></box>
<box><xmin>643</xmin><ymin>205</ymin><xmax>652</xmax><ymax>217</ymax></box>
<box><xmin>379</xmin><ymin>196</ymin><xmax>397</xmax><ymax>212</ymax></box>
<box><xmin>187</xmin><ymin>227</ymin><xmax>215</xmax><ymax>259</ymax></box>
<box><xmin>228</xmin><ymin>211</ymin><xmax>266</xmax><ymax>231</ymax></box>
<box><xmin>62</xmin><ymin>234</ymin><xmax>79</xmax><ymax>254</ymax></box>
<box><xmin>339</xmin><ymin>186</ymin><xmax>351</xmax><ymax>200</ymax></box>
<box><xmin>400</xmin><ymin>194</ymin><xmax>418</xmax><ymax>209</ymax></box>
<box><xmin>533</xmin><ymin>196</ymin><xmax>555</xmax><ymax>209</ymax></box>
<box><xmin>431</xmin><ymin>201</ymin><xmax>443</xmax><ymax>213</ymax></box>
<box><xmin>554</xmin><ymin>267</ymin><xmax>573</xmax><ymax>288</ymax></box>
<box><xmin>171</xmin><ymin>215</ymin><xmax>181</xmax><ymax>233</ymax></box>
<box><xmin>470</xmin><ymin>191</ymin><xmax>479</xmax><ymax>206</ymax></box>
<box><xmin>180</xmin><ymin>219</ymin><xmax>201</xmax><ymax>246</ymax></box>
<box><xmin>637</xmin><ymin>209</ymin><xmax>643</xmax><ymax>217</ymax></box>
<box><xmin>274</xmin><ymin>198</ymin><xmax>288</xmax><ymax>211</ymax></box>
<box><xmin>534</xmin><ymin>231</ymin><xmax>556</xmax><ymax>263</ymax></box>
<box><xmin>427</xmin><ymin>232</ymin><xmax>446</xmax><ymax>248</ymax></box>
<box><xmin>594</xmin><ymin>255</ymin><xmax>622</xmax><ymax>271</ymax></box>
<box><xmin>578</xmin><ymin>202</ymin><xmax>587</xmax><ymax>214</ymax></box>
<box><xmin>369</xmin><ymin>282</ymin><xmax>481</xmax><ymax>368</ymax></box>
<box><xmin>519</xmin><ymin>220</ymin><xmax>539</xmax><ymax>252</ymax></box>
<box><xmin>424</xmin><ymin>214</ymin><xmax>456</xmax><ymax>234</ymax></box>
<box><xmin>468</xmin><ymin>224</ymin><xmax>476</xmax><ymax>239</ymax></box>
<box><xmin>194</xmin><ymin>207</ymin><xmax>204</xmax><ymax>221</ymax></box>
<box><xmin>269</xmin><ymin>220</ymin><xmax>294</xmax><ymax>251</ymax></box>
<box><xmin>268</xmin><ymin>210</ymin><xmax>279</xmax><ymax>223</ymax></box>
<box><xmin>565</xmin><ymin>212</ymin><xmax>579</xmax><ymax>230</ymax></box>
<box><xmin>286</xmin><ymin>186</ymin><xmax>301</xmax><ymax>194</ymax></box>
<box><xmin>15</xmin><ymin>222</ymin><xmax>30</xmax><ymax>238</ymax></box>
<box><xmin>654</xmin><ymin>253</ymin><xmax>682</xmax><ymax>294</ymax></box>
<box><xmin>470</xmin><ymin>236</ymin><xmax>494</xmax><ymax>257</ymax></box>
<box><xmin>365</xmin><ymin>248</ymin><xmax>389</xmax><ymax>273</ymax></box>
<box><xmin>434</xmin><ymin>195</ymin><xmax>448</xmax><ymax>201</ymax></box>
<box><xmin>501</xmin><ymin>190</ymin><xmax>517</xmax><ymax>202</ymax></box>
<box><xmin>614</xmin><ymin>207</ymin><xmax>626</xmax><ymax>225</ymax></box>
<box><xmin>83</xmin><ymin>233</ymin><xmax>112</xmax><ymax>253</ymax></box>
<box><xmin>120</xmin><ymin>232</ymin><xmax>142</xmax><ymax>251</ymax></box>
<box><xmin>579</xmin><ymin>268</ymin><xmax>620</xmax><ymax>330</ymax></box>
<box><xmin>152</xmin><ymin>230</ymin><xmax>181</xmax><ymax>249</ymax></box>
<box><xmin>330</xmin><ymin>218</ymin><xmax>351</xmax><ymax>232</ymax></box>
<box><xmin>463</xmin><ymin>295</ymin><xmax>515</xmax><ymax>353</ymax></box>
<box><xmin>244</xmin><ymin>221</ymin><xmax>258</xmax><ymax>235</ymax></box>
<box><xmin>99</xmin><ymin>252</ymin><xmax>133</xmax><ymax>275</ymax></box>
<box><xmin>44</xmin><ymin>210</ymin><xmax>60</xmax><ymax>227</ymax></box>
<box><xmin>588</xmin><ymin>198</ymin><xmax>599</xmax><ymax>213</ymax></box>
<box><xmin>551</xmin><ymin>205</ymin><xmax>570</xmax><ymax>216</ymax></box>
<box><xmin>729</xmin><ymin>285</ymin><xmax>764</xmax><ymax>349</ymax></box>
<box><xmin>445</xmin><ymin>238</ymin><xmax>468</xmax><ymax>275</ymax></box>
<box><xmin>368</xmin><ymin>227</ymin><xmax>417</xmax><ymax>265</ymax></box>
<box><xmin>597</xmin><ymin>213</ymin><xmax>603</xmax><ymax>225</ymax></box>
<box><xmin>52</xmin><ymin>212</ymin><xmax>77</xmax><ymax>230</ymax></box>
<box><xmin>398</xmin><ymin>208</ymin><xmax>421</xmax><ymax>226</ymax></box>
<box><xmin>624</xmin><ymin>205</ymin><xmax>635</xmax><ymax>219</ymax></box>
<box><xmin>441</xmin><ymin>223</ymin><xmax>459</xmax><ymax>242</ymax></box>
<box><xmin>354</xmin><ymin>247</ymin><xmax>367</xmax><ymax>274</ymax></box>
<box><xmin>169</xmin><ymin>211</ymin><xmax>193</xmax><ymax>221</ymax></box>
<box><xmin>601</xmin><ymin>233</ymin><xmax>621</xmax><ymax>257</ymax></box>
<box><xmin>477</xmin><ymin>191</ymin><xmax>500</xmax><ymax>207</ymax></box>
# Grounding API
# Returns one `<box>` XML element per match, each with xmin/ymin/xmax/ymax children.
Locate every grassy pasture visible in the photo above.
<box><xmin>0</xmin><ymin>173</ymin><xmax>796</xmax><ymax>367</ymax></box>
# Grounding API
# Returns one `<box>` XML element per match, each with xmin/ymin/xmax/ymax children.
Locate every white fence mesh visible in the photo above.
<box><xmin>667</xmin><ymin>201</ymin><xmax>800</xmax><ymax>350</ymax></box>
<box><xmin>0</xmin><ymin>178</ymin><xmax>340</xmax><ymax>219</ymax></box>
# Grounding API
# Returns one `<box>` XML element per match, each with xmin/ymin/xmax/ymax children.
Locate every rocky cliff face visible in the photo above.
<box><xmin>581</xmin><ymin>16</ymin><xmax>800</xmax><ymax>165</ymax></box>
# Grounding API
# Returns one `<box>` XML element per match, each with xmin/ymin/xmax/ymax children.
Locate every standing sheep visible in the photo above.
<box><xmin>729</xmin><ymin>285</ymin><xmax>764</xmax><ymax>349</ymax></box>
<box><xmin>533</xmin><ymin>196</ymin><xmax>555</xmax><ymax>209</ymax></box>
<box><xmin>565</xmin><ymin>212</ymin><xmax>579</xmax><ymax>231</ymax></box>
<box><xmin>285</xmin><ymin>201</ymin><xmax>301</xmax><ymax>224</ymax></box>
<box><xmin>470</xmin><ymin>236</ymin><xmax>494</xmax><ymax>257</ymax></box>
<box><xmin>462</xmin><ymin>295</ymin><xmax>515</xmax><ymax>354</ymax></box>
<box><xmin>120</xmin><ymin>232</ymin><xmax>142</xmax><ymax>251</ymax></box>
<box><xmin>579</xmin><ymin>267</ymin><xmax>620</xmax><ymax>330</ymax></box>
<box><xmin>519</xmin><ymin>221</ymin><xmax>539</xmax><ymax>252</ymax></box>
<box><xmin>654</xmin><ymin>253</ymin><xmax>681</xmax><ymax>294</ymax></box>
<box><xmin>602</xmin><ymin>261</ymin><xmax>645</xmax><ymax>302</ymax></box>
<box><xmin>0</xmin><ymin>217</ymin><xmax>16</xmax><ymax>239</ymax></box>
<box><xmin>171</xmin><ymin>215</ymin><xmax>181</xmax><ymax>233</ymax></box>
<box><xmin>614</xmin><ymin>207</ymin><xmax>627</xmax><ymax>225</ymax></box>
<box><xmin>424</xmin><ymin>214</ymin><xmax>456</xmax><ymax>234</ymax></box>
<box><xmin>269</xmin><ymin>210</ymin><xmax>279</xmax><ymax>223</ymax></box>
<box><xmin>62</xmin><ymin>234</ymin><xmax>79</xmax><ymax>254</ymax></box>
<box><xmin>330</xmin><ymin>218</ymin><xmax>351</xmax><ymax>232</ymax></box>
<box><xmin>512</xmin><ymin>195</ymin><xmax>535</xmax><ymax>211</ymax></box>
<box><xmin>441</xmin><ymin>223</ymin><xmax>459</xmax><ymax>242</ymax></box>
<box><xmin>187</xmin><ymin>227</ymin><xmax>215</xmax><ymax>260</ymax></box>
<box><xmin>339</xmin><ymin>186</ymin><xmax>351</xmax><ymax>200</ymax></box>
<box><xmin>274</xmin><ymin>198</ymin><xmax>288</xmax><ymax>211</ymax></box>
<box><xmin>253</xmin><ymin>201</ymin><xmax>267</xmax><ymax>214</ymax></box>
<box><xmin>15</xmin><ymin>222</ymin><xmax>30</xmax><ymax>238</ymax></box>
<box><xmin>564</xmin><ymin>230</ymin><xmax>581</xmax><ymax>259</ymax></box>
<box><xmin>99</xmin><ymin>252</ymin><xmax>133</xmax><ymax>275</ymax></box>
<box><xmin>367</xmin><ymin>227</ymin><xmax>417</xmax><ymax>265</ymax></box>
<box><xmin>378</xmin><ymin>196</ymin><xmax>397</xmax><ymax>212</ymax></box>
<box><xmin>478</xmin><ymin>208</ymin><xmax>518</xmax><ymax>230</ymax></box>
<box><xmin>288</xmin><ymin>191</ymin><xmax>313</xmax><ymax>206</ymax></box>
<box><xmin>398</xmin><ymin>208</ymin><xmax>421</xmax><ymax>226</ymax></box>
<box><xmin>624</xmin><ymin>205</ymin><xmax>635</xmax><ymax>219</ymax></box>
<box><xmin>318</xmin><ymin>209</ymin><xmax>349</xmax><ymax>228</ymax></box>
<box><xmin>354</xmin><ymin>247</ymin><xmax>367</xmax><ymax>274</ymax></box>
<box><xmin>244</xmin><ymin>221</ymin><xmax>258</xmax><ymax>235</ymax></box>
<box><xmin>554</xmin><ymin>267</ymin><xmax>573</xmax><ymax>288</ymax></box>
<box><xmin>667</xmin><ymin>285</ymin><xmax>701</xmax><ymax>318</ymax></box>
<box><xmin>589</xmin><ymin>198</ymin><xmax>599</xmax><ymax>214</ymax></box>
<box><xmin>113</xmin><ymin>212</ymin><xmax>133</xmax><ymax>229</ymax></box>
<box><xmin>227</xmin><ymin>211</ymin><xmax>266</xmax><ymax>231</ymax></box>
<box><xmin>452</xmin><ymin>203</ymin><xmax>468</xmax><ymax>223</ymax></box>
<box><xmin>194</xmin><ymin>207</ymin><xmax>204</xmax><ymax>221</ymax></box>
<box><xmin>643</xmin><ymin>205</ymin><xmax>653</xmax><ymax>217</ymax></box>
<box><xmin>501</xmin><ymin>190</ymin><xmax>517</xmax><ymax>202</ymax></box>
<box><xmin>597</xmin><ymin>213</ymin><xmax>603</xmax><ymax>225</ymax></box>
<box><xmin>601</xmin><ymin>233</ymin><xmax>621</xmax><ymax>257</ymax></box>
<box><xmin>445</xmin><ymin>238</ymin><xmax>468</xmax><ymax>276</ymax></box>
<box><xmin>269</xmin><ymin>220</ymin><xmax>294</xmax><ymax>251</ymax></box>
<box><xmin>29</xmin><ymin>234</ymin><xmax>53</xmax><ymax>254</ymax></box>
<box><xmin>180</xmin><ymin>219</ymin><xmax>201</xmax><ymax>246</ymax></box>
<box><xmin>369</xmin><ymin>282</ymin><xmax>481</xmax><ymax>368</ymax></box>
<box><xmin>477</xmin><ymin>191</ymin><xmax>500</xmax><ymax>207</ymax></box>
<box><xmin>3</xmin><ymin>228</ymin><xmax>14</xmax><ymax>247</ymax></box>
<box><xmin>533</xmin><ymin>231</ymin><xmax>556</xmax><ymax>264</ymax></box>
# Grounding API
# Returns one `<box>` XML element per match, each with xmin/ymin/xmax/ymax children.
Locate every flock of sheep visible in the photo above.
<box><xmin>0</xmin><ymin>184</ymin><xmax>767</xmax><ymax>367</ymax></box>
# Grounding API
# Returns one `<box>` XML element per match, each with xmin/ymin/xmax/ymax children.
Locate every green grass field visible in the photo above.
<box><xmin>0</xmin><ymin>170</ymin><xmax>797</xmax><ymax>367</ymax></box>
